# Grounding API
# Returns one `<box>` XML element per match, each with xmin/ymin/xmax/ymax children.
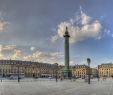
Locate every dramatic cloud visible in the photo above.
<box><xmin>11</xmin><ymin>49</ymin><xmax>22</xmax><ymax>60</ymax></box>
<box><xmin>0</xmin><ymin>44</ymin><xmax>65</xmax><ymax>65</ymax></box>
<box><xmin>51</xmin><ymin>9</ymin><xmax>102</xmax><ymax>43</ymax></box>
<box><xmin>23</xmin><ymin>51</ymin><xmax>64</xmax><ymax>64</ymax></box>
<box><xmin>0</xmin><ymin>45</ymin><xmax>4</xmax><ymax>59</ymax></box>
<box><xmin>0</xmin><ymin>44</ymin><xmax>23</xmax><ymax>60</ymax></box>
<box><xmin>0</xmin><ymin>45</ymin><xmax>16</xmax><ymax>59</ymax></box>
<box><xmin>0</xmin><ymin>45</ymin><xmax>16</xmax><ymax>53</ymax></box>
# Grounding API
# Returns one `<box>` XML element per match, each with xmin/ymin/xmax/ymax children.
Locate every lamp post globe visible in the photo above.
<box><xmin>87</xmin><ymin>58</ymin><xmax>91</xmax><ymax>66</ymax></box>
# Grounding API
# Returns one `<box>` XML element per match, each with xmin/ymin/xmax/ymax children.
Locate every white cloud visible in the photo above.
<box><xmin>0</xmin><ymin>44</ymin><xmax>65</xmax><ymax>65</ymax></box>
<box><xmin>3</xmin><ymin>45</ymin><xmax>16</xmax><ymax>50</ymax></box>
<box><xmin>70</xmin><ymin>61</ymin><xmax>75</xmax><ymax>66</ymax></box>
<box><xmin>0</xmin><ymin>45</ymin><xmax>3</xmax><ymax>52</ymax></box>
<box><xmin>0</xmin><ymin>44</ymin><xmax>66</xmax><ymax>64</ymax></box>
<box><xmin>0</xmin><ymin>44</ymin><xmax>76</xmax><ymax>65</ymax></box>
<box><xmin>23</xmin><ymin>51</ymin><xmax>64</xmax><ymax>64</ymax></box>
<box><xmin>0</xmin><ymin>45</ymin><xmax>16</xmax><ymax>59</ymax></box>
<box><xmin>0</xmin><ymin>45</ymin><xmax>4</xmax><ymax>59</ymax></box>
<box><xmin>80</xmin><ymin>10</ymin><xmax>91</xmax><ymax>25</ymax></box>
<box><xmin>0</xmin><ymin>19</ymin><xmax>9</xmax><ymax>32</ymax></box>
<box><xmin>11</xmin><ymin>49</ymin><xmax>22</xmax><ymax>60</ymax></box>
<box><xmin>97</xmin><ymin>36</ymin><xmax>102</xmax><ymax>40</ymax></box>
<box><xmin>30</xmin><ymin>46</ymin><xmax>35</xmax><ymax>51</ymax></box>
<box><xmin>104</xmin><ymin>29</ymin><xmax>111</xmax><ymax>35</ymax></box>
<box><xmin>50</xmin><ymin>35</ymin><xmax>59</xmax><ymax>43</ymax></box>
<box><xmin>0</xmin><ymin>44</ymin><xmax>16</xmax><ymax>52</ymax></box>
<box><xmin>51</xmin><ymin>8</ymin><xmax>102</xmax><ymax>43</ymax></box>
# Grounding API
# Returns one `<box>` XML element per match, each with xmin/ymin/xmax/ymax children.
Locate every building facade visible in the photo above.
<box><xmin>72</xmin><ymin>65</ymin><xmax>89</xmax><ymax>78</ymax></box>
<box><xmin>72</xmin><ymin>65</ymin><xmax>98</xmax><ymax>78</ymax></box>
<box><xmin>1</xmin><ymin>59</ymin><xmax>108</xmax><ymax>79</ymax></box>
<box><xmin>91</xmin><ymin>68</ymin><xmax>98</xmax><ymax>77</ymax></box>
<box><xmin>98</xmin><ymin>63</ymin><xmax>113</xmax><ymax>77</ymax></box>
<box><xmin>0</xmin><ymin>60</ymin><xmax>57</xmax><ymax>78</ymax></box>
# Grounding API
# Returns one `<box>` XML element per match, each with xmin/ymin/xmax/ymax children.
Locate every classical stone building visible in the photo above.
<box><xmin>98</xmin><ymin>63</ymin><xmax>113</xmax><ymax>77</ymax></box>
<box><xmin>0</xmin><ymin>60</ymin><xmax>58</xmax><ymax>78</ymax></box>
<box><xmin>71</xmin><ymin>65</ymin><xmax>98</xmax><ymax>78</ymax></box>
<box><xmin>72</xmin><ymin>65</ymin><xmax>89</xmax><ymax>78</ymax></box>
<box><xmin>57</xmin><ymin>65</ymin><xmax>64</xmax><ymax>77</ymax></box>
<box><xmin>91</xmin><ymin>68</ymin><xmax>98</xmax><ymax>77</ymax></box>
<box><xmin>0</xmin><ymin>59</ymin><xmax>101</xmax><ymax>79</ymax></box>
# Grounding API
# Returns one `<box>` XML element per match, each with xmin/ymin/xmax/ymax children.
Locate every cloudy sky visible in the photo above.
<box><xmin>0</xmin><ymin>0</ymin><xmax>113</xmax><ymax>67</ymax></box>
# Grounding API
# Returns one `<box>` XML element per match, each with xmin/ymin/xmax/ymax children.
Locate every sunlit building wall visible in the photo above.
<box><xmin>72</xmin><ymin>65</ymin><xmax>89</xmax><ymax>78</ymax></box>
<box><xmin>98</xmin><ymin>63</ymin><xmax>113</xmax><ymax>77</ymax></box>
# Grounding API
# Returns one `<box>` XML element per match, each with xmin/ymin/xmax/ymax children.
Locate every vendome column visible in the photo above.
<box><xmin>63</xmin><ymin>27</ymin><xmax>71</xmax><ymax>79</ymax></box>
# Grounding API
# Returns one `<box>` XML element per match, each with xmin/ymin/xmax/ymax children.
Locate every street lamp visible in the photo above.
<box><xmin>25</xmin><ymin>67</ymin><xmax>26</xmax><ymax>78</ymax></box>
<box><xmin>32</xmin><ymin>67</ymin><xmax>35</xmax><ymax>78</ymax></box>
<box><xmin>87</xmin><ymin>58</ymin><xmax>91</xmax><ymax>84</ymax></box>
<box><xmin>97</xmin><ymin>65</ymin><xmax>99</xmax><ymax>81</ymax></box>
<box><xmin>54</xmin><ymin>63</ymin><xmax>58</xmax><ymax>82</ymax></box>
<box><xmin>17</xmin><ymin>62</ymin><xmax>20</xmax><ymax>82</ymax></box>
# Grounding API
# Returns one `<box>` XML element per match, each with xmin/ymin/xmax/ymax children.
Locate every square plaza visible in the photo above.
<box><xmin>0</xmin><ymin>78</ymin><xmax>113</xmax><ymax>95</ymax></box>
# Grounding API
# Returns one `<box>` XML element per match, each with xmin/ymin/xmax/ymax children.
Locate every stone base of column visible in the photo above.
<box><xmin>63</xmin><ymin>70</ymin><xmax>72</xmax><ymax>79</ymax></box>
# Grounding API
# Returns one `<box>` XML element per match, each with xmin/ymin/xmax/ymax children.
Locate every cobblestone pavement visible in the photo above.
<box><xmin>0</xmin><ymin>78</ymin><xmax>113</xmax><ymax>95</ymax></box>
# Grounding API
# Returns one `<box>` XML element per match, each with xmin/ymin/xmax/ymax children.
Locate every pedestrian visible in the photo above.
<box><xmin>112</xmin><ymin>75</ymin><xmax>113</xmax><ymax>79</ymax></box>
<box><xmin>97</xmin><ymin>75</ymin><xmax>99</xmax><ymax>81</ymax></box>
<box><xmin>103</xmin><ymin>76</ymin><xmax>104</xmax><ymax>81</ymax></box>
<box><xmin>60</xmin><ymin>77</ymin><xmax>63</xmax><ymax>81</ymax></box>
<box><xmin>55</xmin><ymin>76</ymin><xmax>58</xmax><ymax>82</ymax></box>
<box><xmin>73</xmin><ymin>75</ymin><xmax>76</xmax><ymax>81</ymax></box>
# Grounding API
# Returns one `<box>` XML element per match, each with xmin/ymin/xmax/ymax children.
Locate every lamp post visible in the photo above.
<box><xmin>54</xmin><ymin>63</ymin><xmax>58</xmax><ymax>82</ymax></box>
<box><xmin>17</xmin><ymin>62</ymin><xmax>20</xmax><ymax>83</ymax></box>
<box><xmin>87</xmin><ymin>58</ymin><xmax>91</xmax><ymax>84</ymax></box>
<box><xmin>82</xmin><ymin>69</ymin><xmax>85</xmax><ymax>79</ymax></box>
<box><xmin>97</xmin><ymin>66</ymin><xmax>99</xmax><ymax>81</ymax></box>
<box><xmin>25</xmin><ymin>67</ymin><xmax>26</xmax><ymax>78</ymax></box>
<box><xmin>33</xmin><ymin>67</ymin><xmax>35</xmax><ymax>78</ymax></box>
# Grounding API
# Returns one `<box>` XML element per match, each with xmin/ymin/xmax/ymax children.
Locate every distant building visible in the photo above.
<box><xmin>98</xmin><ymin>63</ymin><xmax>113</xmax><ymax>77</ymax></box>
<box><xmin>0</xmin><ymin>60</ymin><xmax>57</xmax><ymax>78</ymax></box>
<box><xmin>58</xmin><ymin>65</ymin><xmax>64</xmax><ymax>78</ymax></box>
<box><xmin>71</xmin><ymin>65</ymin><xmax>99</xmax><ymax>78</ymax></box>
<box><xmin>91</xmin><ymin>68</ymin><xmax>98</xmax><ymax>77</ymax></box>
<box><xmin>72</xmin><ymin>65</ymin><xmax>89</xmax><ymax>78</ymax></box>
<box><xmin>3</xmin><ymin>59</ymin><xmax>112</xmax><ymax>79</ymax></box>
